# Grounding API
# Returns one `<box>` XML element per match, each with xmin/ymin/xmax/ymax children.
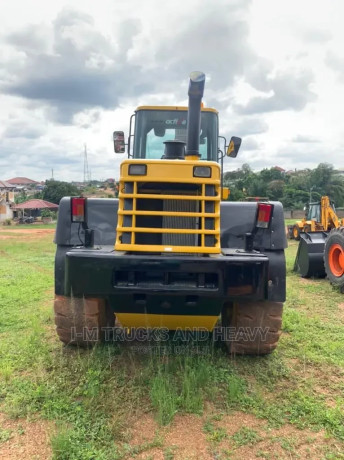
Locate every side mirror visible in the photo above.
<box><xmin>226</xmin><ymin>136</ymin><xmax>242</xmax><ymax>157</ymax></box>
<box><xmin>113</xmin><ymin>131</ymin><xmax>126</xmax><ymax>153</ymax></box>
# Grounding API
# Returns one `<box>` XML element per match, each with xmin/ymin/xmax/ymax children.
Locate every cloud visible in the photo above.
<box><xmin>296</xmin><ymin>27</ymin><xmax>332</xmax><ymax>44</ymax></box>
<box><xmin>292</xmin><ymin>134</ymin><xmax>320</xmax><ymax>143</ymax></box>
<box><xmin>242</xmin><ymin>137</ymin><xmax>260</xmax><ymax>151</ymax></box>
<box><xmin>234</xmin><ymin>70</ymin><xmax>316</xmax><ymax>114</ymax></box>
<box><xmin>3</xmin><ymin>121</ymin><xmax>44</xmax><ymax>139</ymax></box>
<box><xmin>325</xmin><ymin>51</ymin><xmax>344</xmax><ymax>82</ymax></box>
<box><xmin>233</xmin><ymin>118</ymin><xmax>269</xmax><ymax>136</ymax></box>
<box><xmin>1</xmin><ymin>9</ymin><xmax>149</xmax><ymax>123</ymax></box>
<box><xmin>1</xmin><ymin>3</ymin><xmax>269</xmax><ymax>123</ymax></box>
<box><xmin>6</xmin><ymin>24</ymin><xmax>51</xmax><ymax>54</ymax></box>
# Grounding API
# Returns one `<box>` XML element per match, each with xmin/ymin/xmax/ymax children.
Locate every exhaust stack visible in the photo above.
<box><xmin>186</xmin><ymin>71</ymin><xmax>205</xmax><ymax>159</ymax></box>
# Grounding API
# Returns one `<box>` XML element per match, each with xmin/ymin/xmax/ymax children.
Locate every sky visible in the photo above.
<box><xmin>0</xmin><ymin>0</ymin><xmax>343</xmax><ymax>182</ymax></box>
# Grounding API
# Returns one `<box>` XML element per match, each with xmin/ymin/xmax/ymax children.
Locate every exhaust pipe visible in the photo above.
<box><xmin>186</xmin><ymin>71</ymin><xmax>205</xmax><ymax>158</ymax></box>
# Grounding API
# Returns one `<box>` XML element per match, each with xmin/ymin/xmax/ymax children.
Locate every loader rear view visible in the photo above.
<box><xmin>53</xmin><ymin>72</ymin><xmax>287</xmax><ymax>354</ymax></box>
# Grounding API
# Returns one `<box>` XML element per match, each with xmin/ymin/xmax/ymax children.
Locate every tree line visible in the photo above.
<box><xmin>224</xmin><ymin>163</ymin><xmax>344</xmax><ymax>209</ymax></box>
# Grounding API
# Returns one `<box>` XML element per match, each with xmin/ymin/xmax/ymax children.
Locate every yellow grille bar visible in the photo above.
<box><xmin>117</xmin><ymin>244</ymin><xmax>221</xmax><ymax>254</ymax></box>
<box><xmin>116</xmin><ymin>227</ymin><xmax>218</xmax><ymax>234</ymax></box>
<box><xmin>118</xmin><ymin>210</ymin><xmax>219</xmax><ymax>218</ymax></box>
<box><xmin>119</xmin><ymin>192</ymin><xmax>219</xmax><ymax>201</ymax></box>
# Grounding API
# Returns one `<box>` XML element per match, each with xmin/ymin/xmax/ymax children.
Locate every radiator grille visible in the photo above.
<box><xmin>162</xmin><ymin>197</ymin><xmax>198</xmax><ymax>246</ymax></box>
<box><xmin>116</xmin><ymin>180</ymin><xmax>220</xmax><ymax>254</ymax></box>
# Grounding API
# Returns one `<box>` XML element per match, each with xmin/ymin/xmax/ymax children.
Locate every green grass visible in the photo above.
<box><xmin>1</xmin><ymin>223</ymin><xmax>56</xmax><ymax>229</ymax></box>
<box><xmin>0</xmin><ymin>232</ymin><xmax>344</xmax><ymax>458</ymax></box>
<box><xmin>284</xmin><ymin>218</ymin><xmax>298</xmax><ymax>226</ymax></box>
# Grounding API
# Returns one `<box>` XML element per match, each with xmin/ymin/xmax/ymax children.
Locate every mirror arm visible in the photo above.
<box><xmin>218</xmin><ymin>136</ymin><xmax>227</xmax><ymax>160</ymax></box>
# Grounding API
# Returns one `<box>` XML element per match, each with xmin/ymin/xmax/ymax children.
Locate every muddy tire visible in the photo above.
<box><xmin>324</xmin><ymin>227</ymin><xmax>344</xmax><ymax>289</ymax></box>
<box><xmin>54</xmin><ymin>296</ymin><xmax>115</xmax><ymax>346</ymax></box>
<box><xmin>221</xmin><ymin>301</ymin><xmax>283</xmax><ymax>355</ymax></box>
<box><xmin>292</xmin><ymin>225</ymin><xmax>301</xmax><ymax>241</ymax></box>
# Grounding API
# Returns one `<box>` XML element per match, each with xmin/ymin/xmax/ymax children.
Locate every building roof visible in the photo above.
<box><xmin>12</xmin><ymin>199</ymin><xmax>59</xmax><ymax>210</ymax></box>
<box><xmin>273</xmin><ymin>166</ymin><xmax>286</xmax><ymax>172</ymax></box>
<box><xmin>6</xmin><ymin>177</ymin><xmax>39</xmax><ymax>185</ymax></box>
<box><xmin>0</xmin><ymin>180</ymin><xmax>15</xmax><ymax>188</ymax></box>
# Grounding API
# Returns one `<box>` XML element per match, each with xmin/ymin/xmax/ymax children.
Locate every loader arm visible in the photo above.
<box><xmin>321</xmin><ymin>196</ymin><xmax>342</xmax><ymax>230</ymax></box>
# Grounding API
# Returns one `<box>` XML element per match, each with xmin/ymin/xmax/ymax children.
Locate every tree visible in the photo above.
<box><xmin>14</xmin><ymin>190</ymin><xmax>27</xmax><ymax>204</ymax></box>
<box><xmin>43</xmin><ymin>180</ymin><xmax>79</xmax><ymax>205</ymax></box>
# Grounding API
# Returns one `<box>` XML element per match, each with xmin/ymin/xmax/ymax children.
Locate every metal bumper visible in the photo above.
<box><xmin>64</xmin><ymin>246</ymin><xmax>269</xmax><ymax>302</ymax></box>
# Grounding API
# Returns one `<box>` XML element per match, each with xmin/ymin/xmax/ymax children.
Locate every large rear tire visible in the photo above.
<box><xmin>54</xmin><ymin>296</ymin><xmax>115</xmax><ymax>346</ymax></box>
<box><xmin>221</xmin><ymin>301</ymin><xmax>283</xmax><ymax>355</ymax></box>
<box><xmin>324</xmin><ymin>228</ymin><xmax>344</xmax><ymax>290</ymax></box>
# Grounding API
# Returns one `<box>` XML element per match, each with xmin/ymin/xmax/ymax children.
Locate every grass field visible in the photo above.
<box><xmin>0</xmin><ymin>226</ymin><xmax>343</xmax><ymax>459</ymax></box>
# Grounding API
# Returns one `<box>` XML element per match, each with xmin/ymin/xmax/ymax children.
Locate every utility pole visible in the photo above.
<box><xmin>83</xmin><ymin>144</ymin><xmax>90</xmax><ymax>184</ymax></box>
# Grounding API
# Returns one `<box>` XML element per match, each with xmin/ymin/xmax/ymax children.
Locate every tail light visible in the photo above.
<box><xmin>256</xmin><ymin>203</ymin><xmax>273</xmax><ymax>229</ymax></box>
<box><xmin>71</xmin><ymin>197</ymin><xmax>86</xmax><ymax>223</ymax></box>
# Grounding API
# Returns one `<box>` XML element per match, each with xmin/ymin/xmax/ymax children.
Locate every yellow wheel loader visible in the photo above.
<box><xmin>53</xmin><ymin>72</ymin><xmax>287</xmax><ymax>354</ymax></box>
<box><xmin>294</xmin><ymin>196</ymin><xmax>344</xmax><ymax>286</ymax></box>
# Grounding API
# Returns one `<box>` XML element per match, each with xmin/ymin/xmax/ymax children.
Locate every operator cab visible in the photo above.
<box><xmin>307</xmin><ymin>201</ymin><xmax>336</xmax><ymax>221</ymax></box>
<box><xmin>113</xmin><ymin>106</ymin><xmax>241</xmax><ymax>162</ymax></box>
<box><xmin>132</xmin><ymin>107</ymin><xmax>219</xmax><ymax>161</ymax></box>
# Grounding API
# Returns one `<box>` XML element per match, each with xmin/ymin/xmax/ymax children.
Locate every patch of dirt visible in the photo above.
<box><xmin>126</xmin><ymin>410</ymin><xmax>341</xmax><ymax>460</ymax></box>
<box><xmin>128</xmin><ymin>413</ymin><xmax>158</xmax><ymax>447</ymax></box>
<box><xmin>163</xmin><ymin>414</ymin><xmax>211</xmax><ymax>460</ymax></box>
<box><xmin>287</xmin><ymin>358</ymin><xmax>344</xmax><ymax>384</ymax></box>
<box><xmin>0</xmin><ymin>228</ymin><xmax>55</xmax><ymax>234</ymax></box>
<box><xmin>0</xmin><ymin>228</ymin><xmax>55</xmax><ymax>241</ymax></box>
<box><xmin>0</xmin><ymin>413</ymin><xmax>53</xmax><ymax>460</ymax></box>
<box><xmin>228</xmin><ymin>425</ymin><xmax>331</xmax><ymax>460</ymax></box>
<box><xmin>337</xmin><ymin>303</ymin><xmax>344</xmax><ymax>321</ymax></box>
<box><xmin>128</xmin><ymin>412</ymin><xmax>212</xmax><ymax>460</ymax></box>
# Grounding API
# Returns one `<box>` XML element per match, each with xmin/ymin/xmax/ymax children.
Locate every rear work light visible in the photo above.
<box><xmin>256</xmin><ymin>203</ymin><xmax>273</xmax><ymax>229</ymax></box>
<box><xmin>71</xmin><ymin>197</ymin><xmax>86</xmax><ymax>223</ymax></box>
<box><xmin>193</xmin><ymin>166</ymin><xmax>211</xmax><ymax>178</ymax></box>
<box><xmin>129</xmin><ymin>164</ymin><xmax>147</xmax><ymax>176</ymax></box>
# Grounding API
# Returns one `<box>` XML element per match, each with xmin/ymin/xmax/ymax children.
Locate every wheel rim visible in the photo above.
<box><xmin>328</xmin><ymin>244</ymin><xmax>344</xmax><ymax>277</ymax></box>
<box><xmin>293</xmin><ymin>227</ymin><xmax>299</xmax><ymax>238</ymax></box>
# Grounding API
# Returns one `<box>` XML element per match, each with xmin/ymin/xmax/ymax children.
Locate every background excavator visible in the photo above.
<box><xmin>293</xmin><ymin>196</ymin><xmax>344</xmax><ymax>291</ymax></box>
<box><xmin>288</xmin><ymin>196</ymin><xmax>344</xmax><ymax>240</ymax></box>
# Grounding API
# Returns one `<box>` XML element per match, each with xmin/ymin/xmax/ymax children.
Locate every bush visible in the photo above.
<box><xmin>3</xmin><ymin>218</ymin><xmax>12</xmax><ymax>226</ymax></box>
<box><xmin>40</xmin><ymin>210</ymin><xmax>58</xmax><ymax>220</ymax></box>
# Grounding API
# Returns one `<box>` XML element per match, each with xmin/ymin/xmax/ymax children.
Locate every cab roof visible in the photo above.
<box><xmin>135</xmin><ymin>105</ymin><xmax>218</xmax><ymax>114</ymax></box>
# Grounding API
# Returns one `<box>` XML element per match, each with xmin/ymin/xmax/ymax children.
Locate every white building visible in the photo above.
<box><xmin>0</xmin><ymin>181</ymin><xmax>15</xmax><ymax>222</ymax></box>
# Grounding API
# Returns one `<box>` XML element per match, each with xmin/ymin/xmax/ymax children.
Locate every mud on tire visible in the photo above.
<box><xmin>54</xmin><ymin>296</ymin><xmax>115</xmax><ymax>346</ymax></box>
<box><xmin>221</xmin><ymin>301</ymin><xmax>283</xmax><ymax>355</ymax></box>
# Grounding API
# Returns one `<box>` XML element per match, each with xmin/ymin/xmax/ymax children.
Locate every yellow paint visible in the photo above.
<box><xmin>135</xmin><ymin>105</ymin><xmax>218</xmax><ymax>114</ymax></box>
<box><xmin>221</xmin><ymin>187</ymin><xmax>229</xmax><ymax>200</ymax></box>
<box><xmin>185</xmin><ymin>154</ymin><xmax>200</xmax><ymax>161</ymax></box>
<box><xmin>115</xmin><ymin>313</ymin><xmax>219</xmax><ymax>330</ymax></box>
<box><xmin>227</xmin><ymin>140</ymin><xmax>235</xmax><ymax>156</ymax></box>
<box><xmin>120</xmin><ymin>159</ymin><xmax>220</xmax><ymax>182</ymax></box>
